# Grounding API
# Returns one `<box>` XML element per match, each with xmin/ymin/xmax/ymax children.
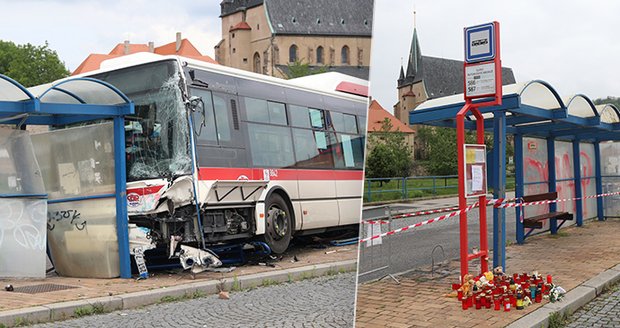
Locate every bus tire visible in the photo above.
<box><xmin>263</xmin><ymin>193</ymin><xmax>292</xmax><ymax>254</ymax></box>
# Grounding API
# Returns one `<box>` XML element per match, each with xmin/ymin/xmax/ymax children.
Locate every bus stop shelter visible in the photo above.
<box><xmin>0</xmin><ymin>74</ymin><xmax>134</xmax><ymax>278</ymax></box>
<box><xmin>410</xmin><ymin>80</ymin><xmax>620</xmax><ymax>271</ymax></box>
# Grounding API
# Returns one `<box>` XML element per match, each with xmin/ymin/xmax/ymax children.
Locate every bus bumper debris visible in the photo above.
<box><xmin>179</xmin><ymin>245</ymin><xmax>223</xmax><ymax>274</ymax></box>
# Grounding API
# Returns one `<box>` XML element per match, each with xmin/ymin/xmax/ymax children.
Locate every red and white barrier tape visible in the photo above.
<box><xmin>359</xmin><ymin>202</ymin><xmax>480</xmax><ymax>243</ymax></box>
<box><xmin>360</xmin><ymin>191</ymin><xmax>619</xmax><ymax>243</ymax></box>
<box><xmin>362</xmin><ymin>197</ymin><xmax>518</xmax><ymax>225</ymax></box>
<box><xmin>494</xmin><ymin>191</ymin><xmax>620</xmax><ymax>209</ymax></box>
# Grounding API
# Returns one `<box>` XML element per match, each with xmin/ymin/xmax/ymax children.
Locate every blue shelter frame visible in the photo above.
<box><xmin>410</xmin><ymin>80</ymin><xmax>620</xmax><ymax>271</ymax></box>
<box><xmin>0</xmin><ymin>74</ymin><xmax>135</xmax><ymax>278</ymax></box>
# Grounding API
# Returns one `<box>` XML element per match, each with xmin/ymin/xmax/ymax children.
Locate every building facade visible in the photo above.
<box><xmin>367</xmin><ymin>100</ymin><xmax>415</xmax><ymax>158</ymax></box>
<box><xmin>215</xmin><ymin>0</ymin><xmax>372</xmax><ymax>79</ymax></box>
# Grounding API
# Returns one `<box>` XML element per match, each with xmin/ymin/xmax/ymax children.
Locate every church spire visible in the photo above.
<box><xmin>405</xmin><ymin>26</ymin><xmax>422</xmax><ymax>82</ymax></box>
<box><xmin>398</xmin><ymin>11</ymin><xmax>423</xmax><ymax>88</ymax></box>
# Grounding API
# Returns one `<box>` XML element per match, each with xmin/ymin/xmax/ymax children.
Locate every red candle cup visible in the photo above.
<box><xmin>457</xmin><ymin>290</ymin><xmax>463</xmax><ymax>300</ymax></box>
<box><xmin>494</xmin><ymin>297</ymin><xmax>501</xmax><ymax>311</ymax></box>
<box><xmin>475</xmin><ymin>296</ymin><xmax>482</xmax><ymax>310</ymax></box>
<box><xmin>504</xmin><ymin>298</ymin><xmax>511</xmax><ymax>312</ymax></box>
<box><xmin>462</xmin><ymin>298</ymin><xmax>468</xmax><ymax>310</ymax></box>
<box><xmin>485</xmin><ymin>296</ymin><xmax>492</xmax><ymax>309</ymax></box>
<box><xmin>547</xmin><ymin>275</ymin><xmax>552</xmax><ymax>284</ymax></box>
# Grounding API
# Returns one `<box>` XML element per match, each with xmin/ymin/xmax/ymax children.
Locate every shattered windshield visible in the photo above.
<box><xmin>91</xmin><ymin>60</ymin><xmax>191</xmax><ymax>181</ymax></box>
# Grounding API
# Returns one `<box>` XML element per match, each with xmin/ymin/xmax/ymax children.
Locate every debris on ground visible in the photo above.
<box><xmin>218</xmin><ymin>291</ymin><xmax>230</xmax><ymax>300</ymax></box>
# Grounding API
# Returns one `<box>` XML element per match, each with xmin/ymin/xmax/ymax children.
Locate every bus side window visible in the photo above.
<box><xmin>309</xmin><ymin>108</ymin><xmax>324</xmax><ymax>129</ymax></box>
<box><xmin>212</xmin><ymin>94</ymin><xmax>231</xmax><ymax>142</ymax></box>
<box><xmin>191</xmin><ymin>88</ymin><xmax>217</xmax><ymax>143</ymax></box>
<box><xmin>292</xmin><ymin>128</ymin><xmax>333</xmax><ymax>168</ymax></box>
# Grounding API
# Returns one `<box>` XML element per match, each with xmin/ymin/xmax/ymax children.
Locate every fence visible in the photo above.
<box><xmin>357</xmin><ymin>206</ymin><xmax>398</xmax><ymax>283</ymax></box>
<box><xmin>365</xmin><ymin>174</ymin><xmax>515</xmax><ymax>202</ymax></box>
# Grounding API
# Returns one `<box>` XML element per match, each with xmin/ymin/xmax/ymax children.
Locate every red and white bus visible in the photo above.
<box><xmin>84</xmin><ymin>53</ymin><xmax>367</xmax><ymax>268</ymax></box>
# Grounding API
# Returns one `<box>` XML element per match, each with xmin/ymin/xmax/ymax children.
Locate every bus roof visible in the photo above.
<box><xmin>93</xmin><ymin>52</ymin><xmax>368</xmax><ymax>103</ymax></box>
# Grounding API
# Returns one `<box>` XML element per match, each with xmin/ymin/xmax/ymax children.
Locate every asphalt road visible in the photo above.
<box><xmin>359</xmin><ymin>196</ymin><xmax>520</xmax><ymax>282</ymax></box>
<box><xmin>32</xmin><ymin>273</ymin><xmax>356</xmax><ymax>328</ymax></box>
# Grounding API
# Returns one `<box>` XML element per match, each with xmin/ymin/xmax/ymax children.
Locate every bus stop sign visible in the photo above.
<box><xmin>464</xmin><ymin>22</ymin><xmax>496</xmax><ymax>63</ymax></box>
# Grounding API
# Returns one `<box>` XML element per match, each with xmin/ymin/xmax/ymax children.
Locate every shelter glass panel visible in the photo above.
<box><xmin>580</xmin><ymin>143</ymin><xmax>598</xmax><ymax>218</ymax></box>
<box><xmin>523</xmin><ymin>137</ymin><xmax>549</xmax><ymax>216</ymax></box>
<box><xmin>47</xmin><ymin>198</ymin><xmax>119</xmax><ymax>278</ymax></box>
<box><xmin>32</xmin><ymin>123</ymin><xmax>115</xmax><ymax>199</ymax></box>
<box><xmin>601</xmin><ymin>142</ymin><xmax>620</xmax><ymax>217</ymax></box>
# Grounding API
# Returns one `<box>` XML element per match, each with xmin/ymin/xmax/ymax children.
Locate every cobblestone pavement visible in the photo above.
<box><xmin>566</xmin><ymin>285</ymin><xmax>620</xmax><ymax>328</ymax></box>
<box><xmin>32</xmin><ymin>273</ymin><xmax>355</xmax><ymax>328</ymax></box>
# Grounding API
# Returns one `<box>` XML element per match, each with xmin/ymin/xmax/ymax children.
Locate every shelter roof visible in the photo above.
<box><xmin>411</xmin><ymin>80</ymin><xmax>620</xmax><ymax>142</ymax></box>
<box><xmin>0</xmin><ymin>74</ymin><xmax>133</xmax><ymax>126</ymax></box>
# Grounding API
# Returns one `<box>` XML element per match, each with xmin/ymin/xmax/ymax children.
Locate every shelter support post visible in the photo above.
<box><xmin>546</xmin><ymin>138</ymin><xmax>558</xmax><ymax>234</ymax></box>
<box><xmin>514</xmin><ymin>134</ymin><xmax>525</xmax><ymax>244</ymax></box>
<box><xmin>594</xmin><ymin>141</ymin><xmax>604</xmax><ymax>220</ymax></box>
<box><xmin>492</xmin><ymin>112</ymin><xmax>507</xmax><ymax>270</ymax></box>
<box><xmin>114</xmin><ymin>116</ymin><xmax>131</xmax><ymax>279</ymax></box>
<box><xmin>572</xmin><ymin>140</ymin><xmax>583</xmax><ymax>226</ymax></box>
<box><xmin>456</xmin><ymin>106</ymin><xmax>469</xmax><ymax>278</ymax></box>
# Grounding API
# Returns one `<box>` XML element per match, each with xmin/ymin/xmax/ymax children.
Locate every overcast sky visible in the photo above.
<box><xmin>370</xmin><ymin>0</ymin><xmax>620</xmax><ymax>111</ymax></box>
<box><xmin>1</xmin><ymin>0</ymin><xmax>618</xmax><ymax>110</ymax></box>
<box><xmin>0</xmin><ymin>0</ymin><xmax>221</xmax><ymax>72</ymax></box>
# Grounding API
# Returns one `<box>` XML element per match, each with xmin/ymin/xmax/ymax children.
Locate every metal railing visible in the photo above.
<box><xmin>364</xmin><ymin>174</ymin><xmax>516</xmax><ymax>202</ymax></box>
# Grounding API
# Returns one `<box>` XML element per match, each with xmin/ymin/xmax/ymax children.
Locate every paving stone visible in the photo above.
<box><xmin>566</xmin><ymin>285</ymin><xmax>620</xmax><ymax>327</ymax></box>
<box><xmin>31</xmin><ymin>273</ymin><xmax>355</xmax><ymax>328</ymax></box>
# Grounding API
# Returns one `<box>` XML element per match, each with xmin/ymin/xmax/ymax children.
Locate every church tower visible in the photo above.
<box><xmin>394</xmin><ymin>24</ymin><xmax>428</xmax><ymax>127</ymax></box>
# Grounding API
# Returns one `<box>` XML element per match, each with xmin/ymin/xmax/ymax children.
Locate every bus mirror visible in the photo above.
<box><xmin>188</xmin><ymin>96</ymin><xmax>203</xmax><ymax>113</ymax></box>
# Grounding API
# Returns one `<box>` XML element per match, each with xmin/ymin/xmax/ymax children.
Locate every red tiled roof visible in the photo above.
<box><xmin>230</xmin><ymin>21</ymin><xmax>252</xmax><ymax>31</ymax></box>
<box><xmin>367</xmin><ymin>100</ymin><xmax>415</xmax><ymax>134</ymax></box>
<box><xmin>72</xmin><ymin>38</ymin><xmax>217</xmax><ymax>75</ymax></box>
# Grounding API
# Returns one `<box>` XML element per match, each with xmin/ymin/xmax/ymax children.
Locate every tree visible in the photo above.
<box><xmin>420</xmin><ymin>126</ymin><xmax>493</xmax><ymax>176</ymax></box>
<box><xmin>593</xmin><ymin>96</ymin><xmax>620</xmax><ymax>108</ymax></box>
<box><xmin>365</xmin><ymin>118</ymin><xmax>413</xmax><ymax>180</ymax></box>
<box><xmin>284</xmin><ymin>60</ymin><xmax>327</xmax><ymax>79</ymax></box>
<box><xmin>0</xmin><ymin>40</ymin><xmax>69</xmax><ymax>87</ymax></box>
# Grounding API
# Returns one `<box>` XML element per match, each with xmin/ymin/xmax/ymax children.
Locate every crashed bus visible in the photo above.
<box><xmin>71</xmin><ymin>53</ymin><xmax>366</xmax><ymax>273</ymax></box>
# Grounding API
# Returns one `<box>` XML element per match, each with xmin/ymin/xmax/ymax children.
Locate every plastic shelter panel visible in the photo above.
<box><xmin>601</xmin><ymin>142</ymin><xmax>620</xmax><ymax>217</ymax></box>
<box><xmin>0</xmin><ymin>128</ymin><xmax>47</xmax><ymax>278</ymax></box>
<box><xmin>554</xmin><ymin>141</ymin><xmax>575</xmax><ymax>221</ymax></box>
<box><xmin>0</xmin><ymin>198</ymin><xmax>48</xmax><ymax>278</ymax></box>
<box><xmin>31</xmin><ymin>122</ymin><xmax>115</xmax><ymax>199</ymax></box>
<box><xmin>580</xmin><ymin>143</ymin><xmax>598</xmax><ymax>219</ymax></box>
<box><xmin>523</xmin><ymin>137</ymin><xmax>549</xmax><ymax>217</ymax></box>
<box><xmin>32</xmin><ymin>123</ymin><xmax>120</xmax><ymax>278</ymax></box>
<box><xmin>47</xmin><ymin>198</ymin><xmax>119</xmax><ymax>278</ymax></box>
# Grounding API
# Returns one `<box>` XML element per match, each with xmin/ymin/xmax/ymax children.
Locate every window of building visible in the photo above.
<box><xmin>253</xmin><ymin>52</ymin><xmax>261</xmax><ymax>73</ymax></box>
<box><xmin>316</xmin><ymin>46</ymin><xmax>324</xmax><ymax>64</ymax></box>
<box><xmin>341</xmin><ymin>45</ymin><xmax>349</xmax><ymax>65</ymax></box>
<box><xmin>289</xmin><ymin>44</ymin><xmax>298</xmax><ymax>63</ymax></box>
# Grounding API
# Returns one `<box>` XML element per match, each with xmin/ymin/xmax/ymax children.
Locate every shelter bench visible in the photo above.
<box><xmin>522</xmin><ymin>192</ymin><xmax>573</xmax><ymax>229</ymax></box>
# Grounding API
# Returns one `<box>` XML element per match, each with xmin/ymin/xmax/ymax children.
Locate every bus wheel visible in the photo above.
<box><xmin>263</xmin><ymin>194</ymin><xmax>292</xmax><ymax>254</ymax></box>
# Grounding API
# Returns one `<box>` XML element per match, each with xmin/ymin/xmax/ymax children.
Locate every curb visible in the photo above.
<box><xmin>506</xmin><ymin>264</ymin><xmax>620</xmax><ymax>328</ymax></box>
<box><xmin>0</xmin><ymin>260</ymin><xmax>357</xmax><ymax>327</ymax></box>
